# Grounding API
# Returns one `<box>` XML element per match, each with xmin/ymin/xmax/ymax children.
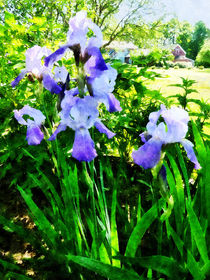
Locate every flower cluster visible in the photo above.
<box><xmin>11</xmin><ymin>45</ymin><xmax>66</xmax><ymax>94</ymax></box>
<box><xmin>12</xmin><ymin>12</ymin><xmax>200</xmax><ymax>168</ymax></box>
<box><xmin>12</xmin><ymin>11</ymin><xmax>120</xmax><ymax>161</ymax></box>
<box><xmin>132</xmin><ymin>105</ymin><xmax>200</xmax><ymax>169</ymax></box>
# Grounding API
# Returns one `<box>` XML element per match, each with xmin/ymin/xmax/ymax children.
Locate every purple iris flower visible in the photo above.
<box><xmin>48</xmin><ymin>92</ymin><xmax>115</xmax><ymax>161</ymax></box>
<box><xmin>132</xmin><ymin>105</ymin><xmax>200</xmax><ymax>170</ymax></box>
<box><xmin>67</xmin><ymin>10</ymin><xmax>103</xmax><ymax>54</ymax></box>
<box><xmin>43</xmin><ymin>11</ymin><xmax>121</xmax><ymax>112</ymax></box>
<box><xmin>45</xmin><ymin>10</ymin><xmax>103</xmax><ymax>67</ymax></box>
<box><xmin>86</xmin><ymin>64</ymin><xmax>122</xmax><ymax>112</ymax></box>
<box><xmin>14</xmin><ymin>105</ymin><xmax>46</xmax><ymax>145</ymax></box>
<box><xmin>11</xmin><ymin>45</ymin><xmax>62</xmax><ymax>94</ymax></box>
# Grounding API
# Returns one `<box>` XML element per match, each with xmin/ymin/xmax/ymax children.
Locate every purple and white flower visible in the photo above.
<box><xmin>11</xmin><ymin>45</ymin><xmax>62</xmax><ymax>94</ymax></box>
<box><xmin>44</xmin><ymin>11</ymin><xmax>121</xmax><ymax>112</ymax></box>
<box><xmin>45</xmin><ymin>11</ymin><xmax>103</xmax><ymax>67</ymax></box>
<box><xmin>132</xmin><ymin>105</ymin><xmax>200</xmax><ymax>169</ymax></box>
<box><xmin>86</xmin><ymin>64</ymin><xmax>121</xmax><ymax>112</ymax></box>
<box><xmin>67</xmin><ymin>10</ymin><xmax>103</xmax><ymax>54</ymax></box>
<box><xmin>49</xmin><ymin>92</ymin><xmax>115</xmax><ymax>161</ymax></box>
<box><xmin>14</xmin><ymin>105</ymin><xmax>46</xmax><ymax>145</ymax></box>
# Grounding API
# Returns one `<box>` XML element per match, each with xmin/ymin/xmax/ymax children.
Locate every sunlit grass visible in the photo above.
<box><xmin>145</xmin><ymin>67</ymin><xmax>210</xmax><ymax>135</ymax></box>
<box><xmin>145</xmin><ymin>68</ymin><xmax>210</xmax><ymax>101</ymax></box>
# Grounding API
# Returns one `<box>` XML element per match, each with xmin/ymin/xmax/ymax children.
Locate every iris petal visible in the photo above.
<box><xmin>14</xmin><ymin>105</ymin><xmax>45</xmax><ymax>126</ymax></box>
<box><xmin>72</xmin><ymin>129</ymin><xmax>97</xmax><ymax>161</ymax></box>
<box><xmin>85</xmin><ymin>47</ymin><xmax>108</xmax><ymax>78</ymax></box>
<box><xmin>11</xmin><ymin>69</ymin><xmax>28</xmax><ymax>87</ymax></box>
<box><xmin>42</xmin><ymin>74</ymin><xmax>62</xmax><ymax>94</ymax></box>
<box><xmin>48</xmin><ymin>124</ymin><xmax>67</xmax><ymax>141</ymax></box>
<box><xmin>94</xmin><ymin>121</ymin><xmax>115</xmax><ymax>139</ymax></box>
<box><xmin>132</xmin><ymin>138</ymin><xmax>163</xmax><ymax>169</ymax></box>
<box><xmin>44</xmin><ymin>47</ymin><xmax>68</xmax><ymax>67</ymax></box>
<box><xmin>180</xmin><ymin>139</ymin><xmax>201</xmax><ymax>169</ymax></box>
<box><xmin>26</xmin><ymin>125</ymin><xmax>44</xmax><ymax>145</ymax></box>
<box><xmin>107</xmin><ymin>93</ymin><xmax>122</xmax><ymax>112</ymax></box>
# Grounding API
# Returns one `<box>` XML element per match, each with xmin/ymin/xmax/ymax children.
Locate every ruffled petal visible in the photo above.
<box><xmin>162</xmin><ymin>106</ymin><xmax>189</xmax><ymax>125</ymax></box>
<box><xmin>72</xmin><ymin>129</ymin><xmax>97</xmax><ymax>161</ymax></box>
<box><xmin>146</xmin><ymin>107</ymin><xmax>164</xmax><ymax>135</ymax></box>
<box><xmin>162</xmin><ymin>106</ymin><xmax>189</xmax><ymax>142</ymax></box>
<box><xmin>94</xmin><ymin>121</ymin><xmax>115</xmax><ymax>138</ymax></box>
<box><xmin>152</xmin><ymin>122</ymin><xmax>167</xmax><ymax>142</ymax></box>
<box><xmin>44</xmin><ymin>46</ymin><xmax>68</xmax><ymax>67</ymax></box>
<box><xmin>107</xmin><ymin>93</ymin><xmax>122</xmax><ymax>112</ymax></box>
<box><xmin>67</xmin><ymin>11</ymin><xmax>88</xmax><ymax>53</ymax></box>
<box><xmin>25</xmin><ymin>45</ymin><xmax>52</xmax><ymax>77</ymax></box>
<box><xmin>87</xmin><ymin>20</ymin><xmax>103</xmax><ymax>48</ymax></box>
<box><xmin>132</xmin><ymin>138</ymin><xmax>163</xmax><ymax>169</ymax></box>
<box><xmin>42</xmin><ymin>74</ymin><xmax>62</xmax><ymax>94</ymax></box>
<box><xmin>140</xmin><ymin>132</ymin><xmax>151</xmax><ymax>143</ymax></box>
<box><xmin>89</xmin><ymin>64</ymin><xmax>117</xmax><ymax>96</ymax></box>
<box><xmin>14</xmin><ymin>105</ymin><xmax>45</xmax><ymax>126</ymax></box>
<box><xmin>60</xmin><ymin>89</ymin><xmax>79</xmax><ymax>120</ymax></box>
<box><xmin>11</xmin><ymin>69</ymin><xmax>27</xmax><ymax>87</ymax></box>
<box><xmin>48</xmin><ymin>124</ymin><xmax>67</xmax><ymax>141</ymax></box>
<box><xmin>180</xmin><ymin>139</ymin><xmax>201</xmax><ymax>169</ymax></box>
<box><xmin>85</xmin><ymin>47</ymin><xmax>108</xmax><ymax>78</ymax></box>
<box><xmin>26</xmin><ymin>124</ymin><xmax>44</xmax><ymax>145</ymax></box>
<box><xmin>54</xmin><ymin>66</ymin><xmax>69</xmax><ymax>84</ymax></box>
<box><xmin>149</xmin><ymin>109</ymin><xmax>162</xmax><ymax>124</ymax></box>
<box><xmin>165</xmin><ymin>120</ymin><xmax>188</xmax><ymax>143</ymax></box>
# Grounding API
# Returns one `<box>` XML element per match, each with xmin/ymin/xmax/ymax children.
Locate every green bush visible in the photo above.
<box><xmin>174</xmin><ymin>62</ymin><xmax>193</xmax><ymax>68</ymax></box>
<box><xmin>130</xmin><ymin>48</ymin><xmax>173</xmax><ymax>67</ymax></box>
<box><xmin>196</xmin><ymin>39</ymin><xmax>210</xmax><ymax>67</ymax></box>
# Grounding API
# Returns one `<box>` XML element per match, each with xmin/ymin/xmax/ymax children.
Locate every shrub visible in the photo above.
<box><xmin>196</xmin><ymin>39</ymin><xmax>210</xmax><ymax>67</ymax></box>
<box><xmin>130</xmin><ymin>47</ymin><xmax>174</xmax><ymax>67</ymax></box>
<box><xmin>174</xmin><ymin>62</ymin><xmax>193</xmax><ymax>68</ymax></box>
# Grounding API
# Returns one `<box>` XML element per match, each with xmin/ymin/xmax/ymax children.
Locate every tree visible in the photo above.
<box><xmin>176</xmin><ymin>21</ymin><xmax>193</xmax><ymax>56</ymax></box>
<box><xmin>161</xmin><ymin>18</ymin><xmax>180</xmax><ymax>45</ymax></box>
<box><xmin>3</xmin><ymin>0</ymin><xmax>159</xmax><ymax>46</ymax></box>
<box><xmin>119</xmin><ymin>19</ymin><xmax>165</xmax><ymax>48</ymax></box>
<box><xmin>188</xmin><ymin>21</ymin><xmax>210</xmax><ymax>59</ymax></box>
<box><xmin>87</xmin><ymin>0</ymin><xmax>157</xmax><ymax>47</ymax></box>
<box><xmin>196</xmin><ymin>39</ymin><xmax>210</xmax><ymax>67</ymax></box>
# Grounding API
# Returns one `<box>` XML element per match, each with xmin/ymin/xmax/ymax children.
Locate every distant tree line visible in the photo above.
<box><xmin>1</xmin><ymin>0</ymin><xmax>210</xmax><ymax>64</ymax></box>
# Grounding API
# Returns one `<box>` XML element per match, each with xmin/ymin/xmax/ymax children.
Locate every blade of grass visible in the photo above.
<box><xmin>4</xmin><ymin>272</ymin><xmax>32</xmax><ymax>280</ymax></box>
<box><xmin>103</xmin><ymin>159</ymin><xmax>120</xmax><ymax>267</ymax></box>
<box><xmin>18</xmin><ymin>186</ymin><xmax>59</xmax><ymax>249</ymax></box>
<box><xmin>164</xmin><ymin>161</ymin><xmax>182</xmax><ymax>235</ymax></box>
<box><xmin>67</xmin><ymin>254</ymin><xmax>141</xmax><ymax>280</ymax></box>
<box><xmin>186</xmin><ymin>199</ymin><xmax>209</xmax><ymax>264</ymax></box>
<box><xmin>111</xmin><ymin>180</ymin><xmax>120</xmax><ymax>267</ymax></box>
<box><xmin>166</xmin><ymin>152</ymin><xmax>185</xmax><ymax>216</ymax></box>
<box><xmin>176</xmin><ymin>145</ymin><xmax>191</xmax><ymax>201</ymax></box>
<box><xmin>191</xmin><ymin>121</ymin><xmax>206</xmax><ymax>166</ymax></box>
<box><xmin>0</xmin><ymin>258</ymin><xmax>22</xmax><ymax>272</ymax></box>
<box><xmin>117</xmin><ymin>255</ymin><xmax>186</xmax><ymax>279</ymax></box>
<box><xmin>165</xmin><ymin>220</ymin><xmax>184</xmax><ymax>257</ymax></box>
<box><xmin>125</xmin><ymin>199</ymin><xmax>164</xmax><ymax>258</ymax></box>
<box><xmin>187</xmin><ymin>250</ymin><xmax>205</xmax><ymax>280</ymax></box>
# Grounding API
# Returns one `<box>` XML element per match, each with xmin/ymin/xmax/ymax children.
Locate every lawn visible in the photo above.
<box><xmin>146</xmin><ymin>68</ymin><xmax>210</xmax><ymax>102</ymax></box>
<box><xmin>145</xmin><ymin>67</ymin><xmax>210</xmax><ymax>134</ymax></box>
